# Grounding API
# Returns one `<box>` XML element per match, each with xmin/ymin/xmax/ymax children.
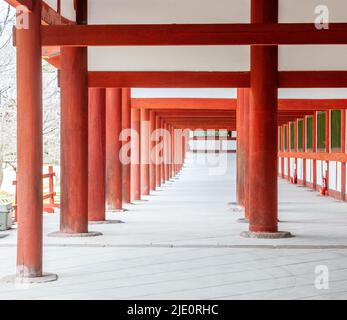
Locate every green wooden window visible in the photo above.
<box><xmin>306</xmin><ymin>116</ymin><xmax>313</xmax><ymax>150</ymax></box>
<box><xmin>297</xmin><ymin>119</ymin><xmax>303</xmax><ymax>151</ymax></box>
<box><xmin>290</xmin><ymin>122</ymin><xmax>295</xmax><ymax>151</ymax></box>
<box><xmin>317</xmin><ymin>112</ymin><xmax>326</xmax><ymax>150</ymax></box>
<box><xmin>284</xmin><ymin>125</ymin><xmax>288</xmax><ymax>151</ymax></box>
<box><xmin>331</xmin><ymin>110</ymin><xmax>341</xmax><ymax>150</ymax></box>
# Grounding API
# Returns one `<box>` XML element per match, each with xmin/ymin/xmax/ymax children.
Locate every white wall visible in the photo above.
<box><xmin>88</xmin><ymin>46</ymin><xmax>250</xmax><ymax>72</ymax></box>
<box><xmin>44</xmin><ymin>0</ymin><xmax>57</xmax><ymax>11</ymax></box>
<box><xmin>297</xmin><ymin>158</ymin><xmax>303</xmax><ymax>180</ymax></box>
<box><xmin>60</xmin><ymin>0</ymin><xmax>75</xmax><ymax>22</ymax></box>
<box><xmin>279</xmin><ymin>0</ymin><xmax>347</xmax><ymax>22</ymax></box>
<box><xmin>88</xmin><ymin>0</ymin><xmax>250</xmax><ymax>24</ymax></box>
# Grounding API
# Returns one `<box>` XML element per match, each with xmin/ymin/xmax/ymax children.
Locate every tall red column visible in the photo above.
<box><xmin>10</xmin><ymin>0</ymin><xmax>56</xmax><ymax>282</ymax></box>
<box><xmin>170</xmin><ymin>126</ymin><xmax>175</xmax><ymax>179</ymax></box>
<box><xmin>131</xmin><ymin>108</ymin><xmax>141</xmax><ymax>201</ymax></box>
<box><xmin>280</xmin><ymin>125</ymin><xmax>286</xmax><ymax>179</ymax></box>
<box><xmin>51</xmin><ymin>0</ymin><xmax>100</xmax><ymax>237</ymax></box>
<box><xmin>149</xmin><ymin>111</ymin><xmax>156</xmax><ymax>191</ymax></box>
<box><xmin>122</xmin><ymin>88</ymin><xmax>131</xmax><ymax>204</ymax></box>
<box><xmin>341</xmin><ymin>111</ymin><xmax>346</xmax><ymax>200</ymax></box>
<box><xmin>141</xmin><ymin>109</ymin><xmax>150</xmax><ymax>195</ymax></box>
<box><xmin>58</xmin><ymin>46</ymin><xmax>94</xmax><ymax>235</ymax></box>
<box><xmin>236</xmin><ymin>88</ymin><xmax>245</xmax><ymax>207</ymax></box>
<box><xmin>155</xmin><ymin>115</ymin><xmax>162</xmax><ymax>188</ymax></box>
<box><xmin>325</xmin><ymin>111</ymin><xmax>330</xmax><ymax>193</ymax></box>
<box><xmin>164</xmin><ymin>123</ymin><xmax>170</xmax><ymax>182</ymax></box>
<box><xmin>242</xmin><ymin>0</ymin><xmax>291</xmax><ymax>238</ymax></box>
<box><xmin>161</xmin><ymin>119</ymin><xmax>166</xmax><ymax>184</ymax></box>
<box><xmin>106</xmin><ymin>89</ymin><xmax>124</xmax><ymax>211</ymax></box>
<box><xmin>243</xmin><ymin>89</ymin><xmax>250</xmax><ymax>221</ymax></box>
<box><xmin>88</xmin><ymin>88</ymin><xmax>106</xmax><ymax>222</ymax></box>
<box><xmin>303</xmin><ymin>117</ymin><xmax>307</xmax><ymax>186</ymax></box>
<box><xmin>313</xmin><ymin>112</ymin><xmax>317</xmax><ymax>190</ymax></box>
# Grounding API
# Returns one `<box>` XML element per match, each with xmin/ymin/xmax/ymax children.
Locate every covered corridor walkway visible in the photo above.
<box><xmin>1</xmin><ymin>153</ymin><xmax>347</xmax><ymax>299</ymax></box>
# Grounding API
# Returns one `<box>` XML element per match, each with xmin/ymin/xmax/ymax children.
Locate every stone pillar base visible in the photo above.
<box><xmin>48</xmin><ymin>231</ymin><xmax>103</xmax><ymax>238</ymax></box>
<box><xmin>240</xmin><ymin>231</ymin><xmax>293</xmax><ymax>239</ymax></box>
<box><xmin>1</xmin><ymin>273</ymin><xmax>58</xmax><ymax>284</ymax></box>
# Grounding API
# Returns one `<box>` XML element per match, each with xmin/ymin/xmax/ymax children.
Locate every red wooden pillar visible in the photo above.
<box><xmin>51</xmin><ymin>0</ymin><xmax>100</xmax><ymax>238</ymax></box>
<box><xmin>122</xmin><ymin>88</ymin><xmax>131</xmax><ymax>204</ymax></box>
<box><xmin>105</xmin><ymin>88</ymin><xmax>124</xmax><ymax>211</ymax></box>
<box><xmin>170</xmin><ymin>125</ymin><xmax>175</xmax><ymax>179</ymax></box>
<box><xmin>141</xmin><ymin>109</ymin><xmax>150</xmax><ymax>195</ymax></box>
<box><xmin>341</xmin><ymin>110</ymin><xmax>346</xmax><ymax>201</ymax></box>
<box><xmin>59</xmin><ymin>53</ymin><xmax>90</xmax><ymax>234</ymax></box>
<box><xmin>149</xmin><ymin>111</ymin><xmax>156</xmax><ymax>191</ymax></box>
<box><xmin>243</xmin><ymin>89</ymin><xmax>250</xmax><ymax>220</ymax></box>
<box><xmin>131</xmin><ymin>108</ymin><xmax>141</xmax><ymax>201</ymax></box>
<box><xmin>88</xmin><ymin>88</ymin><xmax>106</xmax><ymax>222</ymax></box>
<box><xmin>281</xmin><ymin>125</ymin><xmax>285</xmax><ymax>179</ymax></box>
<box><xmin>242</xmin><ymin>0</ymin><xmax>291</xmax><ymax>238</ymax></box>
<box><xmin>287</xmin><ymin>123</ymin><xmax>291</xmax><ymax>181</ymax></box>
<box><xmin>161</xmin><ymin>119</ymin><xmax>166</xmax><ymax>183</ymax></box>
<box><xmin>294</xmin><ymin>120</ymin><xmax>298</xmax><ymax>183</ymax></box>
<box><xmin>236</xmin><ymin>88</ymin><xmax>245</xmax><ymax>207</ymax></box>
<box><xmin>313</xmin><ymin>112</ymin><xmax>317</xmax><ymax>190</ymax></box>
<box><xmin>325</xmin><ymin>111</ymin><xmax>330</xmax><ymax>193</ymax></box>
<box><xmin>164</xmin><ymin>123</ymin><xmax>170</xmax><ymax>182</ymax></box>
<box><xmin>303</xmin><ymin>117</ymin><xmax>307</xmax><ymax>186</ymax></box>
<box><xmin>155</xmin><ymin>115</ymin><xmax>162</xmax><ymax>187</ymax></box>
<box><xmin>9</xmin><ymin>0</ymin><xmax>56</xmax><ymax>282</ymax></box>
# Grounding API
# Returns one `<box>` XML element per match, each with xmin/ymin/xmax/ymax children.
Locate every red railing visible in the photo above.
<box><xmin>12</xmin><ymin>166</ymin><xmax>59</xmax><ymax>221</ymax></box>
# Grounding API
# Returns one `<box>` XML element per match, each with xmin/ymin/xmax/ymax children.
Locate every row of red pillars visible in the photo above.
<box><xmin>12</xmin><ymin>0</ymin><xmax>187</xmax><ymax>282</ymax></box>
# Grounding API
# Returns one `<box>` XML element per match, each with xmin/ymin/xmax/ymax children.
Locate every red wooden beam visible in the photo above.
<box><xmin>89</xmin><ymin>71</ymin><xmax>250</xmax><ymax>88</ymax></box>
<box><xmin>89</xmin><ymin>71</ymin><xmax>347</xmax><ymax>88</ymax></box>
<box><xmin>279</xmin><ymin>151</ymin><xmax>347</xmax><ymax>163</ymax></box>
<box><xmin>5</xmin><ymin>0</ymin><xmax>32</xmax><ymax>10</ymax></box>
<box><xmin>40</xmin><ymin>23</ymin><xmax>347</xmax><ymax>46</ymax></box>
<box><xmin>132</xmin><ymin>98</ymin><xmax>347</xmax><ymax>111</ymax></box>
<box><xmin>132</xmin><ymin>98</ymin><xmax>236</xmax><ymax>110</ymax></box>
<box><xmin>279</xmin><ymin>71</ymin><xmax>347</xmax><ymax>88</ymax></box>
<box><xmin>279</xmin><ymin>99</ymin><xmax>347</xmax><ymax>110</ymax></box>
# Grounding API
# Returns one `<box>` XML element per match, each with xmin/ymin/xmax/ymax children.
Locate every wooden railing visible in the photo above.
<box><xmin>278</xmin><ymin>151</ymin><xmax>346</xmax><ymax>201</ymax></box>
<box><xmin>12</xmin><ymin>166</ymin><xmax>59</xmax><ymax>221</ymax></box>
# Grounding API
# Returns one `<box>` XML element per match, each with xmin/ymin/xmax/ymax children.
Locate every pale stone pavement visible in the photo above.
<box><xmin>1</xmin><ymin>153</ymin><xmax>347</xmax><ymax>300</ymax></box>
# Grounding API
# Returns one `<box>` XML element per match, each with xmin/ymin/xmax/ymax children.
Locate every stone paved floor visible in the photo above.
<box><xmin>1</xmin><ymin>153</ymin><xmax>347</xmax><ymax>300</ymax></box>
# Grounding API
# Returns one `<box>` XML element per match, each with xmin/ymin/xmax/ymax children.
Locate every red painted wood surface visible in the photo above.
<box><xmin>131</xmin><ymin>109</ymin><xmax>141</xmax><ymax>201</ymax></box>
<box><xmin>88</xmin><ymin>88</ymin><xmax>106</xmax><ymax>222</ymax></box>
<box><xmin>122</xmin><ymin>88</ymin><xmax>132</xmax><ymax>204</ymax></box>
<box><xmin>248</xmin><ymin>0</ymin><xmax>279</xmax><ymax>233</ymax></box>
<box><xmin>160</xmin><ymin>119</ymin><xmax>165</xmax><ymax>184</ymax></box>
<box><xmin>89</xmin><ymin>71</ymin><xmax>347</xmax><ymax>89</ymax></box>
<box><xmin>60</xmin><ymin>46</ymin><xmax>88</xmax><ymax>234</ymax></box>
<box><xmin>236</xmin><ymin>89</ymin><xmax>245</xmax><ymax>207</ymax></box>
<box><xmin>15</xmin><ymin>0</ymin><xmax>42</xmax><ymax>277</ymax></box>
<box><xmin>149</xmin><ymin>111</ymin><xmax>156</xmax><ymax>191</ymax></box>
<box><xmin>89</xmin><ymin>72</ymin><xmax>249</xmax><ymax>88</ymax></box>
<box><xmin>5</xmin><ymin>0</ymin><xmax>32</xmax><ymax>9</ymax></box>
<box><xmin>140</xmin><ymin>109</ymin><xmax>150</xmax><ymax>195</ymax></box>
<box><xmin>132</xmin><ymin>98</ymin><xmax>237</xmax><ymax>110</ymax></box>
<box><xmin>279</xmin><ymin>151</ymin><xmax>347</xmax><ymax>163</ymax></box>
<box><xmin>155</xmin><ymin>115</ymin><xmax>162</xmax><ymax>188</ymax></box>
<box><xmin>41</xmin><ymin>23</ymin><xmax>347</xmax><ymax>46</ymax></box>
<box><xmin>279</xmin><ymin>71</ymin><xmax>347</xmax><ymax>88</ymax></box>
<box><xmin>60</xmin><ymin>0</ymin><xmax>89</xmax><ymax>234</ymax></box>
<box><xmin>133</xmin><ymin>98</ymin><xmax>347</xmax><ymax>111</ymax></box>
<box><xmin>105</xmin><ymin>89</ymin><xmax>123</xmax><ymax>210</ymax></box>
<box><xmin>13</xmin><ymin>166</ymin><xmax>59</xmax><ymax>220</ymax></box>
